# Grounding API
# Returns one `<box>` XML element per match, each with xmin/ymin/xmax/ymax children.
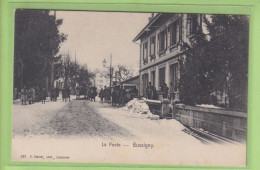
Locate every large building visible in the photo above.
<box><xmin>133</xmin><ymin>13</ymin><xmax>202</xmax><ymax>100</ymax></box>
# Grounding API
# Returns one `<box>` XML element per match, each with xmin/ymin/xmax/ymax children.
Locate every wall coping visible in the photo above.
<box><xmin>175</xmin><ymin>104</ymin><xmax>247</xmax><ymax>118</ymax></box>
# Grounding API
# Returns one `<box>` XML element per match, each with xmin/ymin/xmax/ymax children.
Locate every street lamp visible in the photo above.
<box><xmin>102</xmin><ymin>54</ymin><xmax>113</xmax><ymax>90</ymax></box>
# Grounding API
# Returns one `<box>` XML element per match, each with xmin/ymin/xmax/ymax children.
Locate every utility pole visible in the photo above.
<box><xmin>109</xmin><ymin>54</ymin><xmax>112</xmax><ymax>89</ymax></box>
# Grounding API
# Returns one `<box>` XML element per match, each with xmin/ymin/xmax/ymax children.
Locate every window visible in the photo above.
<box><xmin>151</xmin><ymin>71</ymin><xmax>155</xmax><ymax>87</ymax></box>
<box><xmin>169</xmin><ymin>19</ymin><xmax>180</xmax><ymax>46</ymax></box>
<box><xmin>150</xmin><ymin>36</ymin><xmax>156</xmax><ymax>59</ymax></box>
<box><xmin>143</xmin><ymin>42</ymin><xmax>148</xmax><ymax>63</ymax></box>
<box><xmin>157</xmin><ymin>29</ymin><xmax>167</xmax><ymax>54</ymax></box>
<box><xmin>159</xmin><ymin>67</ymin><xmax>165</xmax><ymax>88</ymax></box>
<box><xmin>187</xmin><ymin>14</ymin><xmax>198</xmax><ymax>37</ymax></box>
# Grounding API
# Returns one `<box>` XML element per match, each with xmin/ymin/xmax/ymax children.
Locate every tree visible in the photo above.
<box><xmin>59</xmin><ymin>54</ymin><xmax>94</xmax><ymax>89</ymax></box>
<box><xmin>14</xmin><ymin>9</ymin><xmax>67</xmax><ymax>90</ymax></box>
<box><xmin>60</xmin><ymin>54</ymin><xmax>79</xmax><ymax>88</ymax></box>
<box><xmin>76</xmin><ymin>64</ymin><xmax>95</xmax><ymax>86</ymax></box>
<box><xmin>205</xmin><ymin>15</ymin><xmax>249</xmax><ymax>111</ymax></box>
<box><xmin>178</xmin><ymin>29</ymin><xmax>214</xmax><ymax>105</ymax></box>
<box><xmin>178</xmin><ymin>14</ymin><xmax>249</xmax><ymax>111</ymax></box>
<box><xmin>114</xmin><ymin>65</ymin><xmax>134</xmax><ymax>83</ymax></box>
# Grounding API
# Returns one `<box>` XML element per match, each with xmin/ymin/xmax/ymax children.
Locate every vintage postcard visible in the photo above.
<box><xmin>12</xmin><ymin>10</ymin><xmax>248</xmax><ymax>166</ymax></box>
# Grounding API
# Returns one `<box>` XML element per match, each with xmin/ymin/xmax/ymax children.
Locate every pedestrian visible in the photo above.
<box><xmin>107</xmin><ymin>87</ymin><xmax>111</xmax><ymax>103</ymax></box>
<box><xmin>90</xmin><ymin>86</ymin><xmax>97</xmax><ymax>102</ymax></box>
<box><xmin>82</xmin><ymin>86</ymin><xmax>87</xmax><ymax>99</ymax></box>
<box><xmin>146</xmin><ymin>82</ymin><xmax>153</xmax><ymax>99</ymax></box>
<box><xmin>104</xmin><ymin>86</ymin><xmax>108</xmax><ymax>103</ymax></box>
<box><xmin>132</xmin><ymin>86</ymin><xmax>138</xmax><ymax>98</ymax></box>
<box><xmin>119</xmin><ymin>86</ymin><xmax>125</xmax><ymax>106</ymax></box>
<box><xmin>27</xmin><ymin>87</ymin><xmax>33</xmax><ymax>104</ymax></box>
<box><xmin>87</xmin><ymin>86</ymin><xmax>91</xmax><ymax>100</ymax></box>
<box><xmin>62</xmin><ymin>87</ymin><xmax>66</xmax><ymax>102</ymax></box>
<box><xmin>169</xmin><ymin>82</ymin><xmax>175</xmax><ymax>101</ymax></box>
<box><xmin>50</xmin><ymin>87</ymin><xmax>55</xmax><ymax>102</ymax></box>
<box><xmin>99</xmin><ymin>88</ymin><xmax>104</xmax><ymax>103</ymax></box>
<box><xmin>152</xmin><ymin>86</ymin><xmax>157</xmax><ymax>100</ymax></box>
<box><xmin>21</xmin><ymin>86</ymin><xmax>27</xmax><ymax>105</ymax></box>
<box><xmin>55</xmin><ymin>87</ymin><xmax>59</xmax><ymax>101</ymax></box>
<box><xmin>35</xmin><ymin>86</ymin><xmax>40</xmax><ymax>102</ymax></box>
<box><xmin>111</xmin><ymin>87</ymin><xmax>117</xmax><ymax>106</ymax></box>
<box><xmin>41</xmin><ymin>88</ymin><xmax>46</xmax><ymax>104</ymax></box>
<box><xmin>161</xmin><ymin>83</ymin><xmax>169</xmax><ymax>99</ymax></box>
<box><xmin>66</xmin><ymin>87</ymin><xmax>71</xmax><ymax>102</ymax></box>
<box><xmin>32</xmin><ymin>87</ymin><xmax>36</xmax><ymax>104</ymax></box>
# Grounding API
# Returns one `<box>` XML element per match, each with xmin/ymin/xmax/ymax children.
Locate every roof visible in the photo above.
<box><xmin>132</xmin><ymin>13</ymin><xmax>162</xmax><ymax>42</ymax></box>
<box><xmin>120</xmin><ymin>75</ymin><xmax>139</xmax><ymax>84</ymax></box>
<box><xmin>133</xmin><ymin>13</ymin><xmax>179</xmax><ymax>42</ymax></box>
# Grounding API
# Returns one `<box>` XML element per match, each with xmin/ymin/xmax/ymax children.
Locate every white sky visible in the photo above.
<box><xmin>56</xmin><ymin>11</ymin><xmax>151</xmax><ymax>73</ymax></box>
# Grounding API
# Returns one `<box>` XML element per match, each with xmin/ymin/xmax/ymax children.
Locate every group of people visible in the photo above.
<box><xmin>99</xmin><ymin>85</ymin><xmax>138</xmax><ymax>106</ymax></box>
<box><xmin>146</xmin><ymin>82</ymin><xmax>175</xmax><ymax>100</ymax></box>
<box><xmin>62</xmin><ymin>87</ymin><xmax>71</xmax><ymax>102</ymax></box>
<box><xmin>20</xmin><ymin>86</ymin><xmax>47</xmax><ymax>105</ymax></box>
<box><xmin>19</xmin><ymin>86</ymin><xmax>73</xmax><ymax>105</ymax></box>
<box><xmin>50</xmin><ymin>87</ymin><xmax>60</xmax><ymax>102</ymax></box>
<box><xmin>76</xmin><ymin>86</ymin><xmax>97</xmax><ymax>101</ymax></box>
<box><xmin>98</xmin><ymin>86</ymin><xmax>111</xmax><ymax>103</ymax></box>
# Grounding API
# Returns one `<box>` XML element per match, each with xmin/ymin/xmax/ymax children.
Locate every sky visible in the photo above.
<box><xmin>56</xmin><ymin>11</ymin><xmax>151</xmax><ymax>74</ymax></box>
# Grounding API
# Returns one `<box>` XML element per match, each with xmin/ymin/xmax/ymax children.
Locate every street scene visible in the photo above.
<box><xmin>13</xmin><ymin>10</ymin><xmax>248</xmax><ymax>166</ymax></box>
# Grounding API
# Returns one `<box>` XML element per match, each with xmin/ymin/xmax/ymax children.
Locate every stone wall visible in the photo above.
<box><xmin>174</xmin><ymin>104</ymin><xmax>247</xmax><ymax>142</ymax></box>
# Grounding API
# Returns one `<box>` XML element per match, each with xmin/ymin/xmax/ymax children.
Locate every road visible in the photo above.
<box><xmin>12</xmin><ymin>97</ymin><xmax>246</xmax><ymax>166</ymax></box>
<box><xmin>13</xmin><ymin>99</ymin><xmax>132</xmax><ymax>138</ymax></box>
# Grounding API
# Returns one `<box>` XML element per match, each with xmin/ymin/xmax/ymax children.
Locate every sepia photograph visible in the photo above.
<box><xmin>12</xmin><ymin>10</ymin><xmax>248</xmax><ymax>166</ymax></box>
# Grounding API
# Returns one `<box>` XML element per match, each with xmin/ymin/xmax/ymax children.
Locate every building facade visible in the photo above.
<box><xmin>94</xmin><ymin>73</ymin><xmax>110</xmax><ymax>92</ymax></box>
<box><xmin>133</xmin><ymin>13</ymin><xmax>202</xmax><ymax>100</ymax></box>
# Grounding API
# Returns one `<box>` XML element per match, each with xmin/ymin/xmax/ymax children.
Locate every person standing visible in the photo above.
<box><xmin>50</xmin><ymin>87</ymin><xmax>55</xmax><ymax>102</ymax></box>
<box><xmin>26</xmin><ymin>87</ymin><xmax>32</xmax><ymax>104</ymax></box>
<box><xmin>146</xmin><ymin>82</ymin><xmax>153</xmax><ymax>99</ymax></box>
<box><xmin>41</xmin><ymin>88</ymin><xmax>46</xmax><ymax>104</ymax></box>
<box><xmin>132</xmin><ymin>86</ymin><xmax>138</xmax><ymax>98</ymax></box>
<box><xmin>55</xmin><ymin>87</ymin><xmax>59</xmax><ymax>101</ymax></box>
<box><xmin>21</xmin><ymin>86</ymin><xmax>27</xmax><ymax>105</ymax></box>
<box><xmin>32</xmin><ymin>87</ymin><xmax>36</xmax><ymax>104</ymax></box>
<box><xmin>119</xmin><ymin>86</ymin><xmax>126</xmax><ymax>106</ymax></box>
<box><xmin>161</xmin><ymin>83</ymin><xmax>169</xmax><ymax>99</ymax></box>
<box><xmin>111</xmin><ymin>87</ymin><xmax>117</xmax><ymax>106</ymax></box>
<box><xmin>169</xmin><ymin>82</ymin><xmax>175</xmax><ymax>101</ymax></box>
<box><xmin>99</xmin><ymin>88</ymin><xmax>104</xmax><ymax>103</ymax></box>
<box><xmin>62</xmin><ymin>87</ymin><xmax>66</xmax><ymax>102</ymax></box>
<box><xmin>66</xmin><ymin>87</ymin><xmax>71</xmax><ymax>102</ymax></box>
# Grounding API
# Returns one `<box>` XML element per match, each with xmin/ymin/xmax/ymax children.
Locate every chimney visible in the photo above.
<box><xmin>148</xmin><ymin>13</ymin><xmax>155</xmax><ymax>22</ymax></box>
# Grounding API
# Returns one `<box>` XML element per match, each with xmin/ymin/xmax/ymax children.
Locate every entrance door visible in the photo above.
<box><xmin>142</xmin><ymin>73</ymin><xmax>149</xmax><ymax>96</ymax></box>
<box><xmin>170</xmin><ymin>64</ymin><xmax>178</xmax><ymax>92</ymax></box>
<box><xmin>159</xmin><ymin>67</ymin><xmax>165</xmax><ymax>89</ymax></box>
<box><xmin>151</xmin><ymin>71</ymin><xmax>155</xmax><ymax>87</ymax></box>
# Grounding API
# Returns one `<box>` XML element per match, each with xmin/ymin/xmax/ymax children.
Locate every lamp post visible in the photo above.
<box><xmin>102</xmin><ymin>54</ymin><xmax>113</xmax><ymax>90</ymax></box>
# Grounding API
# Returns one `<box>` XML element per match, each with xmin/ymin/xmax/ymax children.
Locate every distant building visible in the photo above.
<box><xmin>133</xmin><ymin>13</ymin><xmax>203</xmax><ymax>100</ymax></box>
<box><xmin>120</xmin><ymin>75</ymin><xmax>140</xmax><ymax>93</ymax></box>
<box><xmin>94</xmin><ymin>73</ymin><xmax>110</xmax><ymax>91</ymax></box>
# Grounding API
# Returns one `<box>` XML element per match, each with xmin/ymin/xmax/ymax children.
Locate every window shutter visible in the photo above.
<box><xmin>164</xmin><ymin>29</ymin><xmax>167</xmax><ymax>50</ymax></box>
<box><xmin>157</xmin><ymin>33</ymin><xmax>160</xmax><ymax>53</ymax></box>
<box><xmin>176</xmin><ymin>19</ymin><xmax>180</xmax><ymax>43</ymax></box>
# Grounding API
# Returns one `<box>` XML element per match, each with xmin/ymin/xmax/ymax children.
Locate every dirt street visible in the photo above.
<box><xmin>13</xmin><ymin>99</ymin><xmax>132</xmax><ymax>138</ymax></box>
